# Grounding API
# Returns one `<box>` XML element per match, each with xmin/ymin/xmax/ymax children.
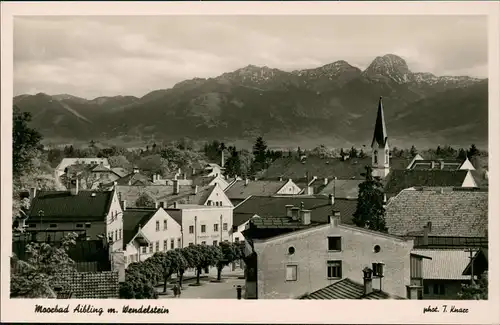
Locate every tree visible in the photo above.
<box><xmin>435</xmin><ymin>145</ymin><xmax>442</xmax><ymax>157</ymax></box>
<box><xmin>458</xmin><ymin>272</ymin><xmax>488</xmax><ymax>300</ymax></box>
<box><xmin>108</xmin><ymin>155</ymin><xmax>132</xmax><ymax>169</ymax></box>
<box><xmin>352</xmin><ymin>166</ymin><xmax>387</xmax><ymax>232</ymax></box>
<box><xmin>349</xmin><ymin>146</ymin><xmax>358</xmax><ymax>159</ymax></box>
<box><xmin>13</xmin><ymin>105</ymin><xmax>43</xmax><ymax>179</ymax></box>
<box><xmin>467</xmin><ymin>144</ymin><xmax>480</xmax><ymax>159</ymax></box>
<box><xmin>238</xmin><ymin>150</ymin><xmax>254</xmax><ymax>178</ymax></box>
<box><xmin>215</xmin><ymin>242</ymin><xmax>244</xmax><ymax>281</ymax></box>
<box><xmin>252</xmin><ymin>137</ymin><xmax>268</xmax><ymax>171</ymax></box>
<box><xmin>224</xmin><ymin>146</ymin><xmax>242</xmax><ymax>178</ymax></box>
<box><xmin>185</xmin><ymin>245</ymin><xmax>222</xmax><ymax>286</ymax></box>
<box><xmin>135</xmin><ymin>192</ymin><xmax>155</xmax><ymax>208</ymax></box>
<box><xmin>410</xmin><ymin>145</ymin><xmax>418</xmax><ymax>157</ymax></box>
<box><xmin>458</xmin><ymin>148</ymin><xmax>468</xmax><ymax>160</ymax></box>
<box><xmin>10</xmin><ymin>232</ymin><xmax>77</xmax><ymax>298</ymax></box>
<box><xmin>149</xmin><ymin>250</ymin><xmax>187</xmax><ymax>294</ymax></box>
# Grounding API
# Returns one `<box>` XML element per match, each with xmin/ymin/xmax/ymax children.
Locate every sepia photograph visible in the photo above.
<box><xmin>1</xmin><ymin>1</ymin><xmax>499</xmax><ymax>324</ymax></box>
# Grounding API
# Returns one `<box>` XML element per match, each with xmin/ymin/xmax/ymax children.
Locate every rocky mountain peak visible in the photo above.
<box><xmin>363</xmin><ymin>54</ymin><xmax>412</xmax><ymax>83</ymax></box>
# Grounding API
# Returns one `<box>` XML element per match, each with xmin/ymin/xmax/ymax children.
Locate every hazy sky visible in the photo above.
<box><xmin>14</xmin><ymin>15</ymin><xmax>487</xmax><ymax>99</ymax></box>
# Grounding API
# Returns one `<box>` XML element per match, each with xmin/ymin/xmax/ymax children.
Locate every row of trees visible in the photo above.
<box><xmin>120</xmin><ymin>242</ymin><xmax>245</xmax><ymax>299</ymax></box>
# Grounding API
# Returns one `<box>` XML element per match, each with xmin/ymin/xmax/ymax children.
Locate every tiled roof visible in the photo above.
<box><xmin>91</xmin><ymin>164</ymin><xmax>114</xmax><ymax>173</ymax></box>
<box><xmin>116</xmin><ymin>184</ymin><xmax>213</xmax><ymax>208</ymax></box>
<box><xmin>319</xmin><ymin>179</ymin><xmax>362</xmax><ymax>198</ymax></box>
<box><xmin>115</xmin><ymin>173</ymin><xmax>153</xmax><ymax>186</ymax></box>
<box><xmin>28</xmin><ymin>190</ymin><xmax>114</xmax><ymax>221</ymax></box>
<box><xmin>384</xmin><ymin>169</ymin><xmax>469</xmax><ymax>195</ymax></box>
<box><xmin>412</xmin><ymin>249</ymin><xmax>472</xmax><ymax>280</ymax></box>
<box><xmin>111</xmin><ymin>167</ymin><xmax>129</xmax><ymax>178</ymax></box>
<box><xmin>225</xmin><ymin>180</ymin><xmax>287</xmax><ymax>200</ymax></box>
<box><xmin>249</xmin><ymin>216</ymin><xmax>322</xmax><ymax>230</ymax></box>
<box><xmin>234</xmin><ymin>195</ymin><xmax>358</xmax><ymax>227</ymax></box>
<box><xmin>123</xmin><ymin>208</ymin><xmax>157</xmax><ymax>248</ymax></box>
<box><xmin>262</xmin><ymin>156</ymin><xmax>411</xmax><ymax>180</ymax></box>
<box><xmin>54</xmin><ymin>271</ymin><xmax>119</xmax><ymax>298</ymax></box>
<box><xmin>385</xmin><ymin>188</ymin><xmax>488</xmax><ymax>237</ymax></box>
<box><xmin>300</xmin><ymin>278</ymin><xmax>405</xmax><ymax>300</ymax></box>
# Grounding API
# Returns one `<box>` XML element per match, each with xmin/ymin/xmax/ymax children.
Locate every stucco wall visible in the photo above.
<box><xmin>181</xmin><ymin>206</ymin><xmax>233</xmax><ymax>246</ymax></box>
<box><xmin>254</xmin><ymin>222</ymin><xmax>413</xmax><ymax>299</ymax></box>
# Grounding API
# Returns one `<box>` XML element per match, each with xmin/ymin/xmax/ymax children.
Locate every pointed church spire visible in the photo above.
<box><xmin>371</xmin><ymin>96</ymin><xmax>388</xmax><ymax>148</ymax></box>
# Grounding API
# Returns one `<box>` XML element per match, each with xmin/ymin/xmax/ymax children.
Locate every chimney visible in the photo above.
<box><xmin>423</xmin><ymin>225</ymin><xmax>429</xmax><ymax>246</ymax></box>
<box><xmin>192</xmin><ymin>167</ymin><xmax>196</xmax><ymax>176</ymax></box>
<box><xmin>174</xmin><ymin>174</ymin><xmax>178</xmax><ymax>180</ymax></box>
<box><xmin>221</xmin><ymin>150</ymin><xmax>225</xmax><ymax>167</ymax></box>
<box><xmin>69</xmin><ymin>178</ymin><xmax>79</xmax><ymax>196</ymax></box>
<box><xmin>329</xmin><ymin>211</ymin><xmax>341</xmax><ymax>226</ymax></box>
<box><xmin>29</xmin><ymin>187</ymin><xmax>37</xmax><ymax>201</ymax></box>
<box><xmin>173</xmin><ymin>179</ymin><xmax>180</xmax><ymax>195</ymax></box>
<box><xmin>430</xmin><ymin>161</ymin><xmax>435</xmax><ymax>169</ymax></box>
<box><xmin>183</xmin><ymin>173</ymin><xmax>187</xmax><ymax>180</ymax></box>
<box><xmin>362</xmin><ymin>267</ymin><xmax>373</xmax><ymax>295</ymax></box>
<box><xmin>152</xmin><ymin>174</ymin><xmax>157</xmax><ymax>182</ymax></box>
<box><xmin>159</xmin><ymin>201</ymin><xmax>165</xmax><ymax>208</ymax></box>
<box><xmin>427</xmin><ymin>221</ymin><xmax>432</xmax><ymax>233</ymax></box>
<box><xmin>155</xmin><ymin>201</ymin><xmax>159</xmax><ymax>209</ymax></box>
<box><xmin>306</xmin><ymin>186</ymin><xmax>314</xmax><ymax>195</ymax></box>
<box><xmin>291</xmin><ymin>207</ymin><xmax>300</xmax><ymax>221</ymax></box>
<box><xmin>121</xmin><ymin>200</ymin><xmax>127</xmax><ymax>211</ymax></box>
<box><xmin>157</xmin><ymin>174</ymin><xmax>161</xmax><ymax>181</ymax></box>
<box><xmin>254</xmin><ymin>177</ymin><xmax>258</xmax><ymax>181</ymax></box>
<box><xmin>245</xmin><ymin>178</ymin><xmax>249</xmax><ymax>186</ymax></box>
<box><xmin>193</xmin><ymin>185</ymin><xmax>198</xmax><ymax>195</ymax></box>
<box><xmin>113</xmin><ymin>181</ymin><xmax>118</xmax><ymax>189</ymax></box>
<box><xmin>133</xmin><ymin>167</ymin><xmax>139</xmax><ymax>174</ymax></box>
<box><xmin>324</xmin><ymin>178</ymin><xmax>328</xmax><ymax>186</ymax></box>
<box><xmin>278</xmin><ymin>176</ymin><xmax>283</xmax><ymax>181</ymax></box>
<box><xmin>328</xmin><ymin>194</ymin><xmax>334</xmax><ymax>205</ymax></box>
<box><xmin>285</xmin><ymin>204</ymin><xmax>294</xmax><ymax>217</ymax></box>
<box><xmin>300</xmin><ymin>209</ymin><xmax>311</xmax><ymax>225</ymax></box>
<box><xmin>173</xmin><ymin>202</ymin><xmax>178</xmax><ymax>209</ymax></box>
<box><xmin>439</xmin><ymin>160</ymin><xmax>444</xmax><ymax>170</ymax></box>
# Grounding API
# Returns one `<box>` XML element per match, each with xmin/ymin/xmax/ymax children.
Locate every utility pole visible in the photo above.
<box><xmin>465</xmin><ymin>248</ymin><xmax>476</xmax><ymax>285</ymax></box>
<box><xmin>194</xmin><ymin>216</ymin><xmax>198</xmax><ymax>245</ymax></box>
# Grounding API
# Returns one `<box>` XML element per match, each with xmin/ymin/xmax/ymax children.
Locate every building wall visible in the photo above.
<box><xmin>423</xmin><ymin>279</ymin><xmax>465</xmax><ymax>300</ymax></box>
<box><xmin>462</xmin><ymin>171</ymin><xmax>478</xmax><ymax>187</ymax></box>
<box><xmin>106</xmin><ymin>191</ymin><xmax>124</xmax><ymax>252</ymax></box>
<box><xmin>26</xmin><ymin>220</ymin><xmax>106</xmax><ymax>242</ymax></box>
<box><xmin>276</xmin><ymin>180</ymin><xmax>302</xmax><ymax>195</ymax></box>
<box><xmin>181</xmin><ymin>207</ymin><xmax>233</xmax><ymax>246</ymax></box>
<box><xmin>124</xmin><ymin>209</ymin><xmax>182</xmax><ymax>266</ymax></box>
<box><xmin>232</xmin><ymin>220</ymin><xmax>250</xmax><ymax>244</ymax></box>
<box><xmin>253</xmin><ymin>222</ymin><xmax>413</xmax><ymax>299</ymax></box>
<box><xmin>205</xmin><ymin>185</ymin><xmax>233</xmax><ymax>207</ymax></box>
<box><xmin>372</xmin><ymin>142</ymin><xmax>390</xmax><ymax>178</ymax></box>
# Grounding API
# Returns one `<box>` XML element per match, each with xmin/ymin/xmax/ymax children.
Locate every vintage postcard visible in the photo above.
<box><xmin>1</xmin><ymin>1</ymin><xmax>499</xmax><ymax>324</ymax></box>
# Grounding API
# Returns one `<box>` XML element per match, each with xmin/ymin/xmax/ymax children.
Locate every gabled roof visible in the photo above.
<box><xmin>385</xmin><ymin>188</ymin><xmax>488</xmax><ymax>238</ymax></box>
<box><xmin>462</xmin><ymin>248</ymin><xmax>488</xmax><ymax>276</ymax></box>
<box><xmin>300</xmin><ymin>278</ymin><xmax>405</xmax><ymax>300</ymax></box>
<box><xmin>319</xmin><ymin>179</ymin><xmax>362</xmax><ymax>198</ymax></box>
<box><xmin>116</xmin><ymin>184</ymin><xmax>213</xmax><ymax>208</ymax></box>
<box><xmin>28</xmin><ymin>190</ymin><xmax>114</xmax><ymax>221</ymax></box>
<box><xmin>111</xmin><ymin>167</ymin><xmax>129</xmax><ymax>178</ymax></box>
<box><xmin>371</xmin><ymin>97</ymin><xmax>388</xmax><ymax>148</ymax></box>
<box><xmin>384</xmin><ymin>169</ymin><xmax>469</xmax><ymax>195</ymax></box>
<box><xmin>225</xmin><ymin>180</ymin><xmax>288</xmax><ymax>200</ymax></box>
<box><xmin>412</xmin><ymin>249</ymin><xmax>473</xmax><ymax>280</ymax></box>
<box><xmin>122</xmin><ymin>208</ymin><xmax>157</xmax><ymax>249</ymax></box>
<box><xmin>262</xmin><ymin>156</ymin><xmax>411</xmax><ymax>181</ymax></box>
<box><xmin>234</xmin><ymin>195</ymin><xmax>357</xmax><ymax>227</ymax></box>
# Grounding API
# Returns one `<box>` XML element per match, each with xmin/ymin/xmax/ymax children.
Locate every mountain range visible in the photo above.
<box><xmin>13</xmin><ymin>54</ymin><xmax>488</xmax><ymax>148</ymax></box>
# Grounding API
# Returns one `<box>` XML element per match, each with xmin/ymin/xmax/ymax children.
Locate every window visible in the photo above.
<box><xmin>207</xmin><ymin>200</ymin><xmax>212</xmax><ymax>206</ymax></box>
<box><xmin>201</xmin><ymin>241</ymin><xmax>206</xmax><ymax>245</ymax></box>
<box><xmin>214</xmin><ymin>224</ymin><xmax>219</xmax><ymax>232</ymax></box>
<box><xmin>163</xmin><ymin>220</ymin><xmax>168</xmax><ymax>230</ymax></box>
<box><xmin>155</xmin><ymin>241</ymin><xmax>160</xmax><ymax>252</ymax></box>
<box><xmin>156</xmin><ymin>221</ymin><xmax>160</xmax><ymax>232</ymax></box>
<box><xmin>327</xmin><ymin>260</ymin><xmax>342</xmax><ymax>279</ymax></box>
<box><xmin>119</xmin><ymin>229</ymin><xmax>122</xmax><ymax>240</ymax></box>
<box><xmin>219</xmin><ymin>201</ymin><xmax>222</xmax><ymax>206</ymax></box>
<box><xmin>164</xmin><ymin>240</ymin><xmax>168</xmax><ymax>251</ymax></box>
<box><xmin>385</xmin><ymin>150</ymin><xmax>389</xmax><ymax>164</ymax></box>
<box><xmin>327</xmin><ymin>237</ymin><xmax>342</xmax><ymax>251</ymax></box>
<box><xmin>235</xmin><ymin>237</ymin><xmax>240</xmax><ymax>243</ymax></box>
<box><xmin>142</xmin><ymin>246</ymin><xmax>147</xmax><ymax>254</ymax></box>
<box><xmin>288</xmin><ymin>246</ymin><xmax>295</xmax><ymax>255</ymax></box>
<box><xmin>424</xmin><ymin>284</ymin><xmax>429</xmax><ymax>295</ymax></box>
<box><xmin>433</xmin><ymin>283</ymin><xmax>445</xmax><ymax>295</ymax></box>
<box><xmin>149</xmin><ymin>244</ymin><xmax>153</xmax><ymax>253</ymax></box>
<box><xmin>170</xmin><ymin>239</ymin><xmax>174</xmax><ymax>249</ymax></box>
<box><xmin>115</xmin><ymin>230</ymin><xmax>118</xmax><ymax>241</ymax></box>
<box><xmin>189</xmin><ymin>225</ymin><xmax>194</xmax><ymax>234</ymax></box>
<box><xmin>177</xmin><ymin>238</ymin><xmax>181</xmax><ymax>248</ymax></box>
<box><xmin>374</xmin><ymin>245</ymin><xmax>381</xmax><ymax>253</ymax></box>
<box><xmin>49</xmin><ymin>224</ymin><xmax>57</xmax><ymax>228</ymax></box>
<box><xmin>85</xmin><ymin>223</ymin><xmax>91</xmax><ymax>228</ymax></box>
<box><xmin>76</xmin><ymin>224</ymin><xmax>84</xmax><ymax>228</ymax></box>
<box><xmin>285</xmin><ymin>265</ymin><xmax>297</xmax><ymax>281</ymax></box>
<box><xmin>201</xmin><ymin>225</ymin><xmax>206</xmax><ymax>233</ymax></box>
<box><xmin>213</xmin><ymin>240</ymin><xmax>218</xmax><ymax>246</ymax></box>
<box><xmin>374</xmin><ymin>151</ymin><xmax>378</xmax><ymax>164</ymax></box>
<box><xmin>223</xmin><ymin>223</ymin><xmax>228</xmax><ymax>231</ymax></box>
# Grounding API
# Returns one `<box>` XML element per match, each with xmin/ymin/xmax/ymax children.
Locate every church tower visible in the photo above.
<box><xmin>371</xmin><ymin>97</ymin><xmax>390</xmax><ymax>178</ymax></box>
